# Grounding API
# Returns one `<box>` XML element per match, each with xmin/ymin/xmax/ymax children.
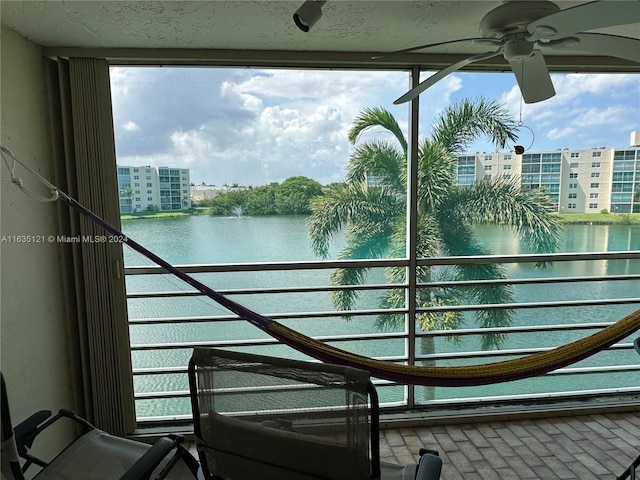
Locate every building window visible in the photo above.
<box><xmin>568</xmin><ymin>203</ymin><xmax>576</xmax><ymax>209</ymax></box>
<box><xmin>147</xmin><ymin>196</ymin><xmax>153</xmax><ymax>201</ymax></box>
<box><xmin>569</xmin><ymin>173</ymin><xmax>578</xmax><ymax>179</ymax></box>
<box><xmin>568</xmin><ymin>193</ymin><xmax>577</xmax><ymax>199</ymax></box>
<box><xmin>484</xmin><ymin>155</ymin><xmax>492</xmax><ymax>161</ymax></box>
<box><xmin>484</xmin><ymin>165</ymin><xmax>492</xmax><ymax>171</ymax></box>
<box><xmin>590</xmin><ymin>183</ymin><xmax>600</xmax><ymax>188</ymax></box>
<box><xmin>592</xmin><ymin>151</ymin><xmax>602</xmax><ymax>157</ymax></box>
<box><xmin>591</xmin><ymin>162</ymin><xmax>601</xmax><ymax>168</ymax></box>
<box><xmin>503</xmin><ymin>164</ymin><xmax>511</xmax><ymax>170</ymax></box>
<box><xmin>147</xmin><ymin>183</ymin><xmax>153</xmax><ymax>187</ymax></box>
<box><xmin>569</xmin><ymin>162</ymin><xmax>579</xmax><ymax>168</ymax></box>
<box><xmin>590</xmin><ymin>193</ymin><xmax>599</xmax><ymax>199</ymax></box>
<box><xmin>569</xmin><ymin>183</ymin><xmax>578</xmax><ymax>189</ymax></box>
<box><xmin>570</xmin><ymin>152</ymin><xmax>580</xmax><ymax>158</ymax></box>
<box><xmin>504</xmin><ymin>154</ymin><xmax>512</xmax><ymax>160</ymax></box>
<box><xmin>589</xmin><ymin>203</ymin><xmax>598</xmax><ymax>209</ymax></box>
<box><xmin>503</xmin><ymin>174</ymin><xmax>511</xmax><ymax>179</ymax></box>
<box><xmin>591</xmin><ymin>172</ymin><xmax>600</xmax><ymax>178</ymax></box>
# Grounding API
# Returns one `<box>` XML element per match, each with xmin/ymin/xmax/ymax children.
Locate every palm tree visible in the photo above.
<box><xmin>309</xmin><ymin>98</ymin><xmax>562</xmax><ymax>362</ymax></box>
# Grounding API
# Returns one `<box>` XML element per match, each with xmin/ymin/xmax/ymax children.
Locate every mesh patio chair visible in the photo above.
<box><xmin>1</xmin><ymin>373</ymin><xmax>201</xmax><ymax>480</ymax></box>
<box><xmin>188</xmin><ymin>347</ymin><xmax>442</xmax><ymax>480</ymax></box>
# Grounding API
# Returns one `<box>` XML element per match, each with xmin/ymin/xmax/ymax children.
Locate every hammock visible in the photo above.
<box><xmin>3</xmin><ymin>146</ymin><xmax>640</xmax><ymax>387</ymax></box>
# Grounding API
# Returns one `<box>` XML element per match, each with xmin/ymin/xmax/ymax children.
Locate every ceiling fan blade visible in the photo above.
<box><xmin>527</xmin><ymin>1</ymin><xmax>640</xmax><ymax>41</ymax></box>
<box><xmin>509</xmin><ymin>51</ymin><xmax>556</xmax><ymax>104</ymax></box>
<box><xmin>372</xmin><ymin>37</ymin><xmax>502</xmax><ymax>60</ymax></box>
<box><xmin>543</xmin><ymin>33</ymin><xmax>640</xmax><ymax>63</ymax></box>
<box><xmin>393</xmin><ymin>49</ymin><xmax>502</xmax><ymax>105</ymax></box>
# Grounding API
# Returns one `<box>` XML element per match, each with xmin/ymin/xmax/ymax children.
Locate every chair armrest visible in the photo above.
<box><xmin>14</xmin><ymin>409</ymin><xmax>94</xmax><ymax>454</ymax></box>
<box><xmin>13</xmin><ymin>410</ymin><xmax>52</xmax><ymax>449</ymax></box>
<box><xmin>119</xmin><ymin>436</ymin><xmax>182</xmax><ymax>480</ymax></box>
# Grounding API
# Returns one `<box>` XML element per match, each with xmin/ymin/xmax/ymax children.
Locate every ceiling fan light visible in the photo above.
<box><xmin>503</xmin><ymin>37</ymin><xmax>534</xmax><ymax>62</ymax></box>
<box><xmin>293</xmin><ymin>1</ymin><xmax>327</xmax><ymax>32</ymax></box>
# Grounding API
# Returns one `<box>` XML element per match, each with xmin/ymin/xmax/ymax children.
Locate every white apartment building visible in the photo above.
<box><xmin>457</xmin><ymin>131</ymin><xmax>640</xmax><ymax>214</ymax></box>
<box><xmin>117</xmin><ymin>165</ymin><xmax>191</xmax><ymax>214</ymax></box>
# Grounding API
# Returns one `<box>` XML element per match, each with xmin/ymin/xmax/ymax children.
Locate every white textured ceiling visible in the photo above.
<box><xmin>1</xmin><ymin>1</ymin><xmax>639</xmax><ymax>67</ymax></box>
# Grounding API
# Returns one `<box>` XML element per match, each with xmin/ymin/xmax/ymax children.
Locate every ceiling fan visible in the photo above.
<box><xmin>390</xmin><ymin>0</ymin><xmax>640</xmax><ymax>105</ymax></box>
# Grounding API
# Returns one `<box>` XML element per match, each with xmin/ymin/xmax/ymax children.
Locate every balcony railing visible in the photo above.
<box><xmin>125</xmin><ymin>251</ymin><xmax>640</xmax><ymax>425</ymax></box>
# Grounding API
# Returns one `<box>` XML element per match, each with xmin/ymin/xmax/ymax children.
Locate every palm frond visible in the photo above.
<box><xmin>346</xmin><ymin>141</ymin><xmax>406</xmax><ymax>192</ymax></box>
<box><xmin>431</xmin><ymin>98</ymin><xmax>518</xmax><ymax>154</ymax></box>
<box><xmin>417</xmin><ymin>141</ymin><xmax>457</xmax><ymax>213</ymax></box>
<box><xmin>348</xmin><ymin>107</ymin><xmax>408</xmax><ymax>154</ymax></box>
<box><xmin>454</xmin><ymin>177</ymin><xmax>562</xmax><ymax>254</ymax></box>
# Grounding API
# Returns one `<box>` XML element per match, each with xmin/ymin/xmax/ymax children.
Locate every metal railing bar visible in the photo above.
<box><xmin>131</xmin><ymin>338</ymin><xmax>279</xmax><ymax>350</ymax></box>
<box><xmin>127</xmin><ymin>315</ymin><xmax>621</xmax><ymax>339</ymax></box>
<box><xmin>418</xmin><ymin>251</ymin><xmax>640</xmax><ymax>266</ymax></box>
<box><xmin>128</xmin><ymin>308</ymin><xmax>407</xmax><ymax>324</ymax></box>
<box><xmin>546</xmin><ymin>365</ymin><xmax>640</xmax><ymax>375</ymax></box>
<box><xmin>131</xmin><ymin>335</ymin><xmax>409</xmax><ymax>351</ymax></box>
<box><xmin>414</xmin><ymin>342</ymin><xmax>631</xmax><ymax>362</ymax></box>
<box><xmin>125</xmin><ymin>258</ymin><xmax>409</xmax><ymax>275</ymax></box>
<box><xmin>417</xmin><ymin>298</ymin><xmax>640</xmax><ymax>312</ymax></box>
<box><xmin>132</xmin><ymin>366</ymin><xmax>189</xmax><ymax>375</ymax></box>
<box><xmin>132</xmin><ymin>344</ymin><xmax>640</xmax><ymax>378</ymax></box>
<box><xmin>125</xmin><ymin>272</ymin><xmax>639</xmax><ymax>299</ymax></box>
<box><xmin>126</xmin><ymin>282</ymin><xmax>406</xmax><ymax>299</ymax></box>
<box><xmin>418</xmin><ymin>273</ymin><xmax>640</xmax><ymax>288</ymax></box>
<box><xmin>418</xmin><ymin>386</ymin><xmax>640</xmax><ymax>405</ymax></box>
<box><xmin>124</xmin><ymin>250</ymin><xmax>640</xmax><ymax>276</ymax></box>
<box><xmin>416</xmin><ymin>322</ymin><xmax>616</xmax><ymax>337</ymax></box>
<box><xmin>135</xmin><ymin>390</ymin><xmax>191</xmax><ymax>400</ymax></box>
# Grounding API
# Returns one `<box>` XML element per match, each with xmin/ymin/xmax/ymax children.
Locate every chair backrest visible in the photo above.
<box><xmin>188</xmin><ymin>348</ymin><xmax>377</xmax><ymax>480</ymax></box>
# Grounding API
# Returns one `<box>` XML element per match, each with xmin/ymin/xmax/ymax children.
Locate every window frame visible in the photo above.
<box><xmin>44</xmin><ymin>48</ymin><xmax>640</xmax><ymax>434</ymax></box>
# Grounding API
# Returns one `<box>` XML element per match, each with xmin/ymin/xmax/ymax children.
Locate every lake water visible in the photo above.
<box><xmin>121</xmin><ymin>216</ymin><xmax>640</xmax><ymax>418</ymax></box>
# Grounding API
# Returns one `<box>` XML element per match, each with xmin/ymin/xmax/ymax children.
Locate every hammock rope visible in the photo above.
<box><xmin>3</xmin><ymin>146</ymin><xmax>640</xmax><ymax>387</ymax></box>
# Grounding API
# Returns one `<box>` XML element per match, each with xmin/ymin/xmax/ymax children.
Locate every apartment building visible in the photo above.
<box><xmin>457</xmin><ymin>131</ymin><xmax>640</xmax><ymax>214</ymax></box>
<box><xmin>117</xmin><ymin>165</ymin><xmax>191</xmax><ymax>213</ymax></box>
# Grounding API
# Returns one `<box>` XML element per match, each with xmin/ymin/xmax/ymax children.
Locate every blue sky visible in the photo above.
<box><xmin>110</xmin><ymin>67</ymin><xmax>639</xmax><ymax>186</ymax></box>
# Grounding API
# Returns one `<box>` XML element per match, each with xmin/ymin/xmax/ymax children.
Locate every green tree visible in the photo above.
<box><xmin>245</xmin><ymin>184</ymin><xmax>278</xmax><ymax>215</ymax></box>
<box><xmin>275</xmin><ymin>176</ymin><xmax>324</xmax><ymax>214</ymax></box>
<box><xmin>309</xmin><ymin>99</ymin><xmax>562</xmax><ymax>358</ymax></box>
<box><xmin>207</xmin><ymin>190</ymin><xmax>248</xmax><ymax>215</ymax></box>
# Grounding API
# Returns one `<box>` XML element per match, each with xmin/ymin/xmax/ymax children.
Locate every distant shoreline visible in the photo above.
<box><xmin>121</xmin><ymin>210</ymin><xmax>640</xmax><ymax>225</ymax></box>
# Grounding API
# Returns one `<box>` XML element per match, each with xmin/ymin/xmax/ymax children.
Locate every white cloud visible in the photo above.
<box><xmin>122</xmin><ymin>121</ymin><xmax>140</xmax><ymax>132</ymax></box>
<box><xmin>111</xmin><ymin>67</ymin><xmax>638</xmax><ymax>184</ymax></box>
<box><xmin>496</xmin><ymin>72</ymin><xmax>639</xmax><ymax>150</ymax></box>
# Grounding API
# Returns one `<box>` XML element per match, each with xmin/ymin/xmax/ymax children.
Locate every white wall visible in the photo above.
<box><xmin>1</xmin><ymin>27</ymin><xmax>75</xmax><ymax>457</ymax></box>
